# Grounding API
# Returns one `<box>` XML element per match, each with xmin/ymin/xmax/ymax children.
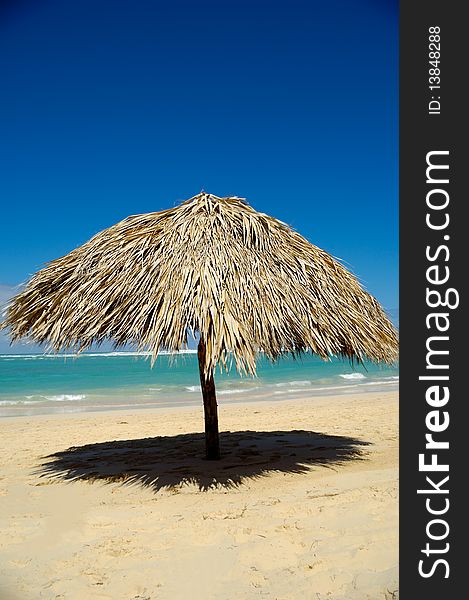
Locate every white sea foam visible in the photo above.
<box><xmin>43</xmin><ymin>394</ymin><xmax>87</xmax><ymax>402</ymax></box>
<box><xmin>185</xmin><ymin>386</ymin><xmax>199</xmax><ymax>393</ymax></box>
<box><xmin>0</xmin><ymin>393</ymin><xmax>87</xmax><ymax>406</ymax></box>
<box><xmin>218</xmin><ymin>387</ymin><xmax>259</xmax><ymax>396</ymax></box>
<box><xmin>274</xmin><ymin>380</ymin><xmax>311</xmax><ymax>388</ymax></box>
<box><xmin>0</xmin><ymin>355</ymin><xmax>39</xmax><ymax>360</ymax></box>
<box><xmin>0</xmin><ymin>349</ymin><xmax>198</xmax><ymax>359</ymax></box>
<box><xmin>339</xmin><ymin>373</ymin><xmax>366</xmax><ymax>380</ymax></box>
<box><xmin>272</xmin><ymin>379</ymin><xmax>398</xmax><ymax>396</ymax></box>
<box><xmin>160</xmin><ymin>349</ymin><xmax>198</xmax><ymax>355</ymax></box>
<box><xmin>361</xmin><ymin>380</ymin><xmax>398</xmax><ymax>387</ymax></box>
<box><xmin>0</xmin><ymin>354</ymin><xmax>76</xmax><ymax>359</ymax></box>
<box><xmin>78</xmin><ymin>352</ymin><xmax>148</xmax><ymax>357</ymax></box>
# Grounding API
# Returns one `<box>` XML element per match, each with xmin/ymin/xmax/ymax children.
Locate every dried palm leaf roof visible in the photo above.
<box><xmin>2</xmin><ymin>193</ymin><xmax>398</xmax><ymax>375</ymax></box>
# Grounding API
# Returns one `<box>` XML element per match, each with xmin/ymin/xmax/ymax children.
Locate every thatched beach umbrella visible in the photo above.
<box><xmin>2</xmin><ymin>193</ymin><xmax>398</xmax><ymax>459</ymax></box>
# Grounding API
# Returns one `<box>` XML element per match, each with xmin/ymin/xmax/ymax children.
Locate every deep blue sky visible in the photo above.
<box><xmin>0</xmin><ymin>0</ymin><xmax>398</xmax><ymax>310</ymax></box>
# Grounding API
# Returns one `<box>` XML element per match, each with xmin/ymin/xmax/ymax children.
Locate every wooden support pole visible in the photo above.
<box><xmin>197</xmin><ymin>339</ymin><xmax>220</xmax><ymax>460</ymax></box>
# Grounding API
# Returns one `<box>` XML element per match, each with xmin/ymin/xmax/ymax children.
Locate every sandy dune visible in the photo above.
<box><xmin>0</xmin><ymin>391</ymin><xmax>398</xmax><ymax>599</ymax></box>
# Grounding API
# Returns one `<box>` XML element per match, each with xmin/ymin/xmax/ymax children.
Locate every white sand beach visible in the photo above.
<box><xmin>0</xmin><ymin>390</ymin><xmax>398</xmax><ymax>600</ymax></box>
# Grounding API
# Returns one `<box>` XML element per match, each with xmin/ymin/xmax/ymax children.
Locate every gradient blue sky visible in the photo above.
<box><xmin>0</xmin><ymin>0</ymin><xmax>398</xmax><ymax>314</ymax></box>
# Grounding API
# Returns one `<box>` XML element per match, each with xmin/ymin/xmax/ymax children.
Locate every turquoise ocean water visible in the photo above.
<box><xmin>0</xmin><ymin>351</ymin><xmax>399</xmax><ymax>417</ymax></box>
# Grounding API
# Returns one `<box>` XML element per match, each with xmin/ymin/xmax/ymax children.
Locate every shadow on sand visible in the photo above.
<box><xmin>37</xmin><ymin>430</ymin><xmax>370</xmax><ymax>492</ymax></box>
